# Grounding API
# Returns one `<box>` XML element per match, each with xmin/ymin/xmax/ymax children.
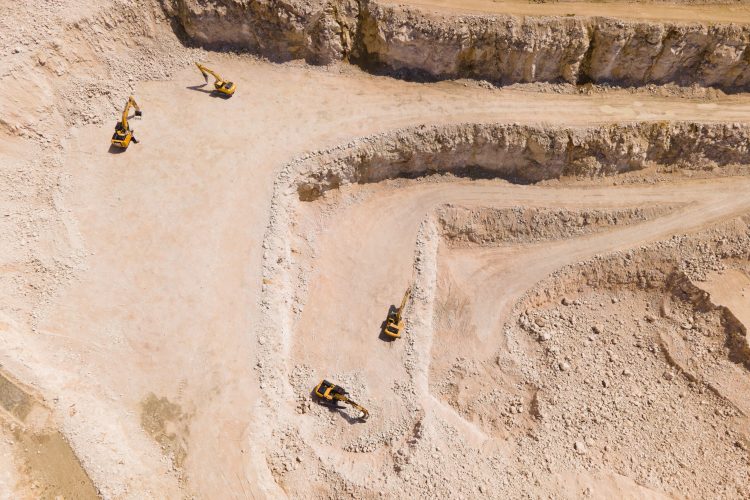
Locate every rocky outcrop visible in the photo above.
<box><xmin>164</xmin><ymin>0</ymin><xmax>750</xmax><ymax>91</ymax></box>
<box><xmin>514</xmin><ymin>228</ymin><xmax>750</xmax><ymax>371</ymax></box>
<box><xmin>358</xmin><ymin>4</ymin><xmax>591</xmax><ymax>83</ymax></box>
<box><xmin>436</xmin><ymin>205</ymin><xmax>676</xmax><ymax>247</ymax></box>
<box><xmin>162</xmin><ymin>0</ymin><xmax>358</xmax><ymax>64</ymax></box>
<box><xmin>290</xmin><ymin>122</ymin><xmax>750</xmax><ymax>200</ymax></box>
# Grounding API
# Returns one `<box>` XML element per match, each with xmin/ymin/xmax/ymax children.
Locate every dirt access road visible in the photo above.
<box><xmin>396</xmin><ymin>0</ymin><xmax>750</xmax><ymax>23</ymax></box>
<box><xmin>27</xmin><ymin>59</ymin><xmax>750</xmax><ymax>495</ymax></box>
<box><xmin>291</xmin><ymin>177</ymin><xmax>750</xmax><ymax>479</ymax></box>
<box><xmin>2</xmin><ymin>55</ymin><xmax>750</xmax><ymax>497</ymax></box>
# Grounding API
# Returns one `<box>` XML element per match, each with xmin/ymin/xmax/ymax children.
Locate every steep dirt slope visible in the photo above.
<box><xmin>165</xmin><ymin>0</ymin><xmax>750</xmax><ymax>90</ymax></box>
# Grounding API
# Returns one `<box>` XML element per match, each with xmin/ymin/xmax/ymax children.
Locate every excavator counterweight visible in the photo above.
<box><xmin>383</xmin><ymin>287</ymin><xmax>411</xmax><ymax>339</ymax></box>
<box><xmin>111</xmin><ymin>96</ymin><xmax>142</xmax><ymax>149</ymax></box>
<box><xmin>313</xmin><ymin>380</ymin><xmax>369</xmax><ymax>420</ymax></box>
<box><xmin>195</xmin><ymin>63</ymin><xmax>236</xmax><ymax>97</ymax></box>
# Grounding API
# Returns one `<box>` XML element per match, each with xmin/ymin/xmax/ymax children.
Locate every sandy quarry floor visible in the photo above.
<box><xmin>34</xmin><ymin>59</ymin><xmax>750</xmax><ymax>498</ymax></box>
<box><xmin>2</xmin><ymin>0</ymin><xmax>750</xmax><ymax>498</ymax></box>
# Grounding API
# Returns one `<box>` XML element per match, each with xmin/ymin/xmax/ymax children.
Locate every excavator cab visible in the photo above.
<box><xmin>314</xmin><ymin>380</ymin><xmax>347</xmax><ymax>400</ymax></box>
<box><xmin>214</xmin><ymin>80</ymin><xmax>236</xmax><ymax>96</ymax></box>
<box><xmin>111</xmin><ymin>97</ymin><xmax>142</xmax><ymax>150</ymax></box>
<box><xmin>111</xmin><ymin>124</ymin><xmax>132</xmax><ymax>149</ymax></box>
<box><xmin>384</xmin><ymin>287</ymin><xmax>411</xmax><ymax>339</ymax></box>
<box><xmin>196</xmin><ymin>63</ymin><xmax>236</xmax><ymax>97</ymax></box>
<box><xmin>313</xmin><ymin>380</ymin><xmax>369</xmax><ymax>420</ymax></box>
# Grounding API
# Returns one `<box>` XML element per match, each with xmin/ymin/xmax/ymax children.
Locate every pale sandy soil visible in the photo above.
<box><xmin>53</xmin><ymin>58</ymin><xmax>750</xmax><ymax>497</ymax></box>
<box><xmin>2</xmin><ymin>0</ymin><xmax>750</xmax><ymax>498</ymax></box>
<box><xmin>0</xmin><ymin>56</ymin><xmax>738</xmax><ymax>497</ymax></box>
<box><xmin>290</xmin><ymin>177</ymin><xmax>750</xmax><ymax>444</ymax></box>
<box><xmin>2</xmin><ymin>54</ymin><xmax>750</xmax><ymax>499</ymax></box>
<box><xmin>395</xmin><ymin>0</ymin><xmax>750</xmax><ymax>23</ymax></box>
<box><xmin>702</xmin><ymin>268</ymin><xmax>750</xmax><ymax>328</ymax></box>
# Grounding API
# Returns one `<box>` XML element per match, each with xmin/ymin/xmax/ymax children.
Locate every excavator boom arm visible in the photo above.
<box><xmin>121</xmin><ymin>96</ymin><xmax>141</xmax><ymax>131</ymax></box>
<box><xmin>314</xmin><ymin>380</ymin><xmax>369</xmax><ymax>420</ymax></box>
<box><xmin>195</xmin><ymin>63</ymin><xmax>224</xmax><ymax>84</ymax></box>
<box><xmin>395</xmin><ymin>287</ymin><xmax>411</xmax><ymax>323</ymax></box>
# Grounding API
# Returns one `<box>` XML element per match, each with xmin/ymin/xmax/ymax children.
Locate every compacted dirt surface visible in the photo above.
<box><xmin>2</xmin><ymin>0</ymin><xmax>750</xmax><ymax>498</ymax></box>
<box><xmin>398</xmin><ymin>0</ymin><xmax>750</xmax><ymax>22</ymax></box>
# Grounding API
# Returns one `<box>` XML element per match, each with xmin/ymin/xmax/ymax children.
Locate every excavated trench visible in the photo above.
<box><xmin>262</xmin><ymin>120</ymin><xmax>750</xmax><ymax>363</ymax></box>
<box><xmin>429</xmin><ymin>215</ymin><xmax>750</xmax><ymax>497</ymax></box>
<box><xmin>164</xmin><ymin>0</ymin><xmax>750</xmax><ymax>91</ymax></box>
<box><xmin>289</xmin><ymin>121</ymin><xmax>750</xmax><ymax>201</ymax></box>
<box><xmin>254</xmin><ymin>119</ymin><xmax>750</xmax><ymax>496</ymax></box>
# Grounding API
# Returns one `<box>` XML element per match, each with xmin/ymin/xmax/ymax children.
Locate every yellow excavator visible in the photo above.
<box><xmin>384</xmin><ymin>287</ymin><xmax>411</xmax><ymax>339</ymax></box>
<box><xmin>313</xmin><ymin>380</ymin><xmax>369</xmax><ymax>420</ymax></box>
<box><xmin>195</xmin><ymin>63</ymin><xmax>236</xmax><ymax>97</ymax></box>
<box><xmin>111</xmin><ymin>96</ymin><xmax>142</xmax><ymax>149</ymax></box>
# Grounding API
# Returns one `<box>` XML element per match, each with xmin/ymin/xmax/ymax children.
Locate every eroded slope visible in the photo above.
<box><xmin>166</xmin><ymin>0</ymin><xmax>750</xmax><ymax>90</ymax></box>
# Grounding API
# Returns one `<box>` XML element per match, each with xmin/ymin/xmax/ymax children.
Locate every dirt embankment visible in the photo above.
<box><xmin>290</xmin><ymin>122</ymin><xmax>750</xmax><ymax>200</ymax></box>
<box><xmin>162</xmin><ymin>0</ymin><xmax>359</xmax><ymax>64</ymax></box>
<box><xmin>164</xmin><ymin>0</ymin><xmax>750</xmax><ymax>91</ymax></box>
<box><xmin>437</xmin><ymin>205</ymin><xmax>676</xmax><ymax>246</ymax></box>
<box><xmin>516</xmin><ymin>217</ymin><xmax>750</xmax><ymax>372</ymax></box>
<box><xmin>493</xmin><ymin>219</ymin><xmax>750</xmax><ymax>498</ymax></box>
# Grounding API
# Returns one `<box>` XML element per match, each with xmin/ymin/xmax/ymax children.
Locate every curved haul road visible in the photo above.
<box><xmin>5</xmin><ymin>57</ymin><xmax>750</xmax><ymax>497</ymax></box>
<box><xmin>395</xmin><ymin>0</ymin><xmax>750</xmax><ymax>23</ymax></box>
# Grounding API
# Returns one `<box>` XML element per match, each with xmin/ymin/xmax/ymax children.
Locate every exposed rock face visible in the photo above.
<box><xmin>515</xmin><ymin>222</ymin><xmax>750</xmax><ymax>371</ymax></box>
<box><xmin>164</xmin><ymin>0</ymin><xmax>750</xmax><ymax>90</ymax></box>
<box><xmin>162</xmin><ymin>0</ymin><xmax>358</xmax><ymax>64</ymax></box>
<box><xmin>583</xmin><ymin>20</ymin><xmax>750</xmax><ymax>88</ymax></box>
<box><xmin>358</xmin><ymin>4</ymin><xmax>591</xmax><ymax>84</ymax></box>
<box><xmin>291</xmin><ymin>122</ymin><xmax>750</xmax><ymax>200</ymax></box>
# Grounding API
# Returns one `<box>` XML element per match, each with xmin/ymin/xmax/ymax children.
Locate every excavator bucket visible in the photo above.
<box><xmin>347</xmin><ymin>400</ymin><xmax>369</xmax><ymax>420</ymax></box>
<box><xmin>201</xmin><ymin>71</ymin><xmax>209</xmax><ymax>83</ymax></box>
<box><xmin>135</xmin><ymin>110</ymin><xmax>142</xmax><ymax>117</ymax></box>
